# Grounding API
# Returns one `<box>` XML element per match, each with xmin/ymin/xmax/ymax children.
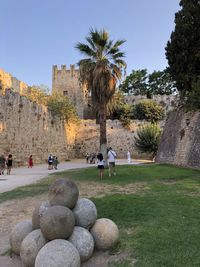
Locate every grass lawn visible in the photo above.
<box><xmin>1</xmin><ymin>164</ymin><xmax>200</xmax><ymax>266</ymax></box>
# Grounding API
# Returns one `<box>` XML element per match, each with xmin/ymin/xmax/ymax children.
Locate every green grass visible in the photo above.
<box><xmin>1</xmin><ymin>163</ymin><xmax>200</xmax><ymax>266</ymax></box>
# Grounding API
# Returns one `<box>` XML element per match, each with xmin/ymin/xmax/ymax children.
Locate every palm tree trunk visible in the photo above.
<box><xmin>99</xmin><ymin>103</ymin><xmax>107</xmax><ymax>163</ymax></box>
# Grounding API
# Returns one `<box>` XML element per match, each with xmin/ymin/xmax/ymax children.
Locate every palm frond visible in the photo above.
<box><xmin>75</xmin><ymin>43</ymin><xmax>95</xmax><ymax>57</ymax></box>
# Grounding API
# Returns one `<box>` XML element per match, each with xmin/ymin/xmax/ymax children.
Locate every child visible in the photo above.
<box><xmin>97</xmin><ymin>153</ymin><xmax>104</xmax><ymax>180</ymax></box>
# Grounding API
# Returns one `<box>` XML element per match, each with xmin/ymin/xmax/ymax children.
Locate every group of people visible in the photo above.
<box><xmin>96</xmin><ymin>148</ymin><xmax>132</xmax><ymax>179</ymax></box>
<box><xmin>48</xmin><ymin>154</ymin><xmax>59</xmax><ymax>170</ymax></box>
<box><xmin>0</xmin><ymin>154</ymin><xmax>13</xmax><ymax>175</ymax></box>
<box><xmin>86</xmin><ymin>153</ymin><xmax>96</xmax><ymax>164</ymax></box>
<box><xmin>96</xmin><ymin>147</ymin><xmax>117</xmax><ymax>179</ymax></box>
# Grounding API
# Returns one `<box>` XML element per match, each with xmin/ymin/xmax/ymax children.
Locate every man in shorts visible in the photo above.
<box><xmin>107</xmin><ymin>147</ymin><xmax>117</xmax><ymax>177</ymax></box>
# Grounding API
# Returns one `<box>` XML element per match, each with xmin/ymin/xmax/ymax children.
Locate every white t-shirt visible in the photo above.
<box><xmin>107</xmin><ymin>150</ymin><xmax>116</xmax><ymax>163</ymax></box>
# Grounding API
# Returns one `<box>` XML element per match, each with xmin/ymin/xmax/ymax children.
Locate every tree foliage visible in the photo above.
<box><xmin>119</xmin><ymin>69</ymin><xmax>176</xmax><ymax>97</ymax></box>
<box><xmin>22</xmin><ymin>86</ymin><xmax>78</xmax><ymax>122</ymax></box>
<box><xmin>119</xmin><ymin>69</ymin><xmax>148</xmax><ymax>95</ymax></box>
<box><xmin>22</xmin><ymin>85</ymin><xmax>49</xmax><ymax>105</ymax></box>
<box><xmin>47</xmin><ymin>92</ymin><xmax>78</xmax><ymax>122</ymax></box>
<box><xmin>132</xmin><ymin>100</ymin><xmax>165</xmax><ymax>122</ymax></box>
<box><xmin>165</xmin><ymin>0</ymin><xmax>200</xmax><ymax>105</ymax></box>
<box><xmin>134</xmin><ymin>123</ymin><xmax>162</xmax><ymax>156</ymax></box>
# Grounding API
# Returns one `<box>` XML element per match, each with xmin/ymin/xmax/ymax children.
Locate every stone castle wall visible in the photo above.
<box><xmin>0</xmin><ymin>89</ymin><xmax>77</xmax><ymax>166</ymax></box>
<box><xmin>156</xmin><ymin>110</ymin><xmax>200</xmax><ymax>168</ymax></box>
<box><xmin>0</xmin><ymin>68</ymin><xmax>28</xmax><ymax>95</ymax></box>
<box><xmin>0</xmin><ymin>89</ymin><xmax>152</xmax><ymax>165</ymax></box>
<box><xmin>124</xmin><ymin>94</ymin><xmax>177</xmax><ymax>112</ymax></box>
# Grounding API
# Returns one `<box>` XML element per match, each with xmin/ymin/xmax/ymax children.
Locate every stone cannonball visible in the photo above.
<box><xmin>40</xmin><ymin>205</ymin><xmax>75</xmax><ymax>240</ymax></box>
<box><xmin>9</xmin><ymin>220</ymin><xmax>33</xmax><ymax>255</ymax></box>
<box><xmin>69</xmin><ymin>226</ymin><xmax>94</xmax><ymax>262</ymax></box>
<box><xmin>35</xmin><ymin>239</ymin><xmax>80</xmax><ymax>267</ymax></box>
<box><xmin>73</xmin><ymin>198</ymin><xmax>97</xmax><ymax>229</ymax></box>
<box><xmin>20</xmin><ymin>229</ymin><xmax>47</xmax><ymax>267</ymax></box>
<box><xmin>90</xmin><ymin>218</ymin><xmax>119</xmax><ymax>250</ymax></box>
<box><xmin>48</xmin><ymin>179</ymin><xmax>79</xmax><ymax>209</ymax></box>
<box><xmin>32</xmin><ymin>201</ymin><xmax>50</xmax><ymax>229</ymax></box>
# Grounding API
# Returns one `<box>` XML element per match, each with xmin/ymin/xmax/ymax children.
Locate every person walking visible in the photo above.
<box><xmin>48</xmin><ymin>154</ymin><xmax>53</xmax><ymax>170</ymax></box>
<box><xmin>28</xmin><ymin>155</ymin><xmax>33</xmax><ymax>168</ymax></box>
<box><xmin>6</xmin><ymin>154</ymin><xmax>13</xmax><ymax>175</ymax></box>
<box><xmin>107</xmin><ymin>147</ymin><xmax>117</xmax><ymax>177</ymax></box>
<box><xmin>127</xmin><ymin>150</ymin><xmax>131</xmax><ymax>163</ymax></box>
<box><xmin>0</xmin><ymin>154</ymin><xmax>6</xmax><ymax>175</ymax></box>
<box><xmin>97</xmin><ymin>153</ymin><xmax>104</xmax><ymax>180</ymax></box>
<box><xmin>52</xmin><ymin>156</ymin><xmax>59</xmax><ymax>170</ymax></box>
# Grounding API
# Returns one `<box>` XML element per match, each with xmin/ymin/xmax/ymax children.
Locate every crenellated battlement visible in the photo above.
<box><xmin>52</xmin><ymin>64</ymin><xmax>79</xmax><ymax>73</ymax></box>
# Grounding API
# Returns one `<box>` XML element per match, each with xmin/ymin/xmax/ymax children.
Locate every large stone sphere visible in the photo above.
<box><xmin>69</xmin><ymin>226</ymin><xmax>94</xmax><ymax>262</ymax></box>
<box><xmin>32</xmin><ymin>201</ymin><xmax>50</xmax><ymax>229</ymax></box>
<box><xmin>20</xmin><ymin>229</ymin><xmax>47</xmax><ymax>267</ymax></box>
<box><xmin>35</xmin><ymin>239</ymin><xmax>80</xmax><ymax>267</ymax></box>
<box><xmin>9</xmin><ymin>220</ymin><xmax>33</xmax><ymax>255</ymax></box>
<box><xmin>73</xmin><ymin>198</ymin><xmax>97</xmax><ymax>229</ymax></box>
<box><xmin>48</xmin><ymin>179</ymin><xmax>79</xmax><ymax>209</ymax></box>
<box><xmin>90</xmin><ymin>218</ymin><xmax>119</xmax><ymax>250</ymax></box>
<box><xmin>40</xmin><ymin>205</ymin><xmax>75</xmax><ymax>240</ymax></box>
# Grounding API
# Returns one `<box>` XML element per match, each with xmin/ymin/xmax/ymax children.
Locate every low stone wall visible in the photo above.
<box><xmin>124</xmin><ymin>94</ymin><xmax>177</xmax><ymax>112</ymax></box>
<box><xmin>75</xmin><ymin>120</ymin><xmax>151</xmax><ymax>159</ymax></box>
<box><xmin>156</xmin><ymin>110</ymin><xmax>200</xmax><ymax>168</ymax></box>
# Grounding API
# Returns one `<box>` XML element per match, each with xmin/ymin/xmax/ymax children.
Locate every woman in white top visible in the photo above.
<box><xmin>127</xmin><ymin>151</ymin><xmax>131</xmax><ymax>163</ymax></box>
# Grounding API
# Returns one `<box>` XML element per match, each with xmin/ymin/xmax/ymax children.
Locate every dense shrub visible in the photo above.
<box><xmin>22</xmin><ymin>86</ymin><xmax>49</xmax><ymax>105</ymax></box>
<box><xmin>132</xmin><ymin>100</ymin><xmax>164</xmax><ymax>122</ymax></box>
<box><xmin>134</xmin><ymin>124</ymin><xmax>162</xmax><ymax>157</ymax></box>
<box><xmin>47</xmin><ymin>92</ymin><xmax>78</xmax><ymax>122</ymax></box>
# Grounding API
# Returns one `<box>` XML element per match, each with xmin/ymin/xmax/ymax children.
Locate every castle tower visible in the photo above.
<box><xmin>52</xmin><ymin>64</ymin><xmax>88</xmax><ymax>118</ymax></box>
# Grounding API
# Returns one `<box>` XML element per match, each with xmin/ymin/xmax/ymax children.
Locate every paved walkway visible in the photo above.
<box><xmin>0</xmin><ymin>159</ymin><xmax>143</xmax><ymax>193</ymax></box>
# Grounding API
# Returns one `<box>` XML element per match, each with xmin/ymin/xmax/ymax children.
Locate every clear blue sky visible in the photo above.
<box><xmin>1</xmin><ymin>0</ymin><xmax>180</xmax><ymax>88</ymax></box>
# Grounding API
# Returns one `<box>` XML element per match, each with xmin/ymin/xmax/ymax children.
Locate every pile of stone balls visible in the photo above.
<box><xmin>9</xmin><ymin>179</ymin><xmax>119</xmax><ymax>267</ymax></box>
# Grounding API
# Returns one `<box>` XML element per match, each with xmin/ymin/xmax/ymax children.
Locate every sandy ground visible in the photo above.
<box><xmin>0</xmin><ymin>159</ymin><xmax>146</xmax><ymax>267</ymax></box>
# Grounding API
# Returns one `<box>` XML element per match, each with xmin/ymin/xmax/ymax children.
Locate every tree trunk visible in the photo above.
<box><xmin>99</xmin><ymin>103</ymin><xmax>107</xmax><ymax>164</ymax></box>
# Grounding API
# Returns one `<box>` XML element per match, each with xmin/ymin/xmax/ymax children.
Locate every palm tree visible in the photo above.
<box><xmin>75</xmin><ymin>28</ymin><xmax>126</xmax><ymax>159</ymax></box>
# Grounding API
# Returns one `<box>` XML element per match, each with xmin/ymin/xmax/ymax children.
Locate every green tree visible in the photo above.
<box><xmin>119</xmin><ymin>69</ymin><xmax>148</xmax><ymax>95</ymax></box>
<box><xmin>119</xmin><ymin>69</ymin><xmax>176</xmax><ymax>97</ymax></box>
<box><xmin>132</xmin><ymin>99</ymin><xmax>165</xmax><ymax>122</ymax></box>
<box><xmin>22</xmin><ymin>85</ymin><xmax>49</xmax><ymax>105</ymax></box>
<box><xmin>76</xmin><ymin>28</ymin><xmax>126</xmax><ymax>157</ymax></box>
<box><xmin>166</xmin><ymin>0</ymin><xmax>200</xmax><ymax>104</ymax></box>
<box><xmin>148</xmin><ymin>69</ymin><xmax>176</xmax><ymax>95</ymax></box>
<box><xmin>134</xmin><ymin>123</ymin><xmax>162</xmax><ymax>157</ymax></box>
<box><xmin>47</xmin><ymin>92</ymin><xmax>78</xmax><ymax>122</ymax></box>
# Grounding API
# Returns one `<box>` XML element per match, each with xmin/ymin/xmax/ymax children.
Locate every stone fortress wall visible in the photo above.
<box><xmin>124</xmin><ymin>94</ymin><xmax>177</xmax><ymax>113</ymax></box>
<box><xmin>0</xmin><ymin>89</ymin><xmax>150</xmax><ymax>164</ymax></box>
<box><xmin>156</xmin><ymin>110</ymin><xmax>200</xmax><ymax>168</ymax></box>
<box><xmin>0</xmin><ymin>89</ymin><xmax>77</xmax><ymax>166</ymax></box>
<box><xmin>75</xmin><ymin>119</ymin><xmax>150</xmax><ymax>159</ymax></box>
<box><xmin>0</xmin><ymin>68</ymin><xmax>28</xmax><ymax>95</ymax></box>
<box><xmin>0</xmin><ymin>67</ymin><xmax>178</xmax><ymax>165</ymax></box>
